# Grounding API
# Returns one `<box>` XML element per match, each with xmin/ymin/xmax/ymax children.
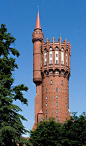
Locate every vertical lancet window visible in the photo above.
<box><xmin>55</xmin><ymin>47</ymin><xmax>59</xmax><ymax>64</ymax></box>
<box><xmin>51</xmin><ymin>80</ymin><xmax>52</xmax><ymax>85</ymax></box>
<box><xmin>61</xmin><ymin>47</ymin><xmax>64</xmax><ymax>65</ymax></box>
<box><xmin>49</xmin><ymin>47</ymin><xmax>53</xmax><ymax>64</ymax></box>
<box><xmin>44</xmin><ymin>48</ymin><xmax>47</xmax><ymax>65</ymax></box>
<box><xmin>56</xmin><ymin>88</ymin><xmax>58</xmax><ymax>92</ymax></box>
<box><xmin>56</xmin><ymin>95</ymin><xmax>58</xmax><ymax>99</ymax></box>
<box><xmin>56</xmin><ymin>116</ymin><xmax>58</xmax><ymax>122</ymax></box>
<box><xmin>66</xmin><ymin>51</ymin><xmax>68</xmax><ymax>66</ymax></box>
<box><xmin>56</xmin><ymin>109</ymin><xmax>58</xmax><ymax>113</ymax></box>
<box><xmin>46</xmin><ymin>103</ymin><xmax>47</xmax><ymax>107</ymax></box>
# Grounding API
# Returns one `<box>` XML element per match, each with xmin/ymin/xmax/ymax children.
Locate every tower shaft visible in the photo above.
<box><xmin>32</xmin><ymin>12</ymin><xmax>71</xmax><ymax>129</ymax></box>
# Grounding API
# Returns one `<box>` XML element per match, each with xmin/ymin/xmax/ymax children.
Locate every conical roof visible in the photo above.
<box><xmin>35</xmin><ymin>10</ymin><xmax>41</xmax><ymax>29</ymax></box>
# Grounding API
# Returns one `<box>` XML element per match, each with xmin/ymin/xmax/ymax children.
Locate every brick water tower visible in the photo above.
<box><xmin>32</xmin><ymin>11</ymin><xmax>71</xmax><ymax>128</ymax></box>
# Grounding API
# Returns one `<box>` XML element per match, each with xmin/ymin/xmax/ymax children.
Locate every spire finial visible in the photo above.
<box><xmin>37</xmin><ymin>5</ymin><xmax>39</xmax><ymax>12</ymax></box>
<box><xmin>35</xmin><ymin>7</ymin><xmax>41</xmax><ymax>30</ymax></box>
<box><xmin>60</xmin><ymin>33</ymin><xmax>62</xmax><ymax>39</ymax></box>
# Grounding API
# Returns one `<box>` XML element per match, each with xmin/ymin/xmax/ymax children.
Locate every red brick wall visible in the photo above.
<box><xmin>32</xmin><ymin>27</ymin><xmax>71</xmax><ymax>128</ymax></box>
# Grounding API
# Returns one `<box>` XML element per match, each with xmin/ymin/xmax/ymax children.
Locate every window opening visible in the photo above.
<box><xmin>56</xmin><ymin>102</ymin><xmax>58</xmax><ymax>106</ymax></box>
<box><xmin>56</xmin><ymin>47</ymin><xmax>58</xmax><ymax>50</ymax></box>
<box><xmin>55</xmin><ymin>51</ymin><xmax>59</xmax><ymax>64</ymax></box>
<box><xmin>44</xmin><ymin>52</ymin><xmax>47</xmax><ymax>65</ymax></box>
<box><xmin>49</xmin><ymin>48</ymin><xmax>53</xmax><ymax>64</ymax></box>
<box><xmin>61</xmin><ymin>80</ymin><xmax>63</xmax><ymax>85</ymax></box>
<box><xmin>65</xmin><ymin>96</ymin><xmax>67</xmax><ymax>100</ymax></box>
<box><xmin>56</xmin><ymin>88</ymin><xmax>58</xmax><ymax>92</ymax></box>
<box><xmin>56</xmin><ymin>95</ymin><xmax>58</xmax><ymax>99</ymax></box>
<box><xmin>56</xmin><ymin>109</ymin><xmax>58</xmax><ymax>113</ymax></box>
<box><xmin>56</xmin><ymin>116</ymin><xmax>58</xmax><ymax>122</ymax></box>
<box><xmin>61</xmin><ymin>48</ymin><xmax>64</xmax><ymax>64</ymax></box>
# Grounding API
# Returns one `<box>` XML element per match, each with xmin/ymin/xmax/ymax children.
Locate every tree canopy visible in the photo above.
<box><xmin>30</xmin><ymin>113</ymin><xmax>86</xmax><ymax>146</ymax></box>
<box><xmin>0</xmin><ymin>24</ymin><xmax>29</xmax><ymax>146</ymax></box>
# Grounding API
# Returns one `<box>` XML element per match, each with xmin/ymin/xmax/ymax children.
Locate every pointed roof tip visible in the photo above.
<box><xmin>38</xmin><ymin>109</ymin><xmax>43</xmax><ymax>114</ymax></box>
<box><xmin>35</xmin><ymin>10</ymin><xmax>41</xmax><ymax>30</ymax></box>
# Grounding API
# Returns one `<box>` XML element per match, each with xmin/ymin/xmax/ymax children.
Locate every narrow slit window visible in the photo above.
<box><xmin>46</xmin><ymin>96</ymin><xmax>47</xmax><ymax>100</ymax></box>
<box><xmin>56</xmin><ymin>116</ymin><xmax>58</xmax><ymax>122</ymax></box>
<box><xmin>46</xmin><ymin>88</ymin><xmax>47</xmax><ymax>93</ymax></box>
<box><xmin>46</xmin><ymin>103</ymin><xmax>47</xmax><ymax>107</ymax></box>
<box><xmin>65</xmin><ymin>110</ymin><xmax>67</xmax><ymax>114</ymax></box>
<box><xmin>51</xmin><ymin>80</ymin><xmax>52</xmax><ymax>85</ymax></box>
<box><xmin>56</xmin><ymin>109</ymin><xmax>58</xmax><ymax>113</ymax></box>
<box><xmin>65</xmin><ymin>89</ymin><xmax>67</xmax><ymax>93</ymax></box>
<box><xmin>56</xmin><ymin>95</ymin><xmax>58</xmax><ymax>99</ymax></box>
<box><xmin>65</xmin><ymin>96</ymin><xmax>67</xmax><ymax>100</ymax></box>
<box><xmin>56</xmin><ymin>88</ymin><xmax>58</xmax><ymax>92</ymax></box>
<box><xmin>56</xmin><ymin>102</ymin><xmax>58</xmax><ymax>106</ymax></box>
<box><xmin>46</xmin><ymin>110</ymin><xmax>47</xmax><ymax>114</ymax></box>
<box><xmin>61</xmin><ymin>80</ymin><xmax>63</xmax><ymax>85</ymax></box>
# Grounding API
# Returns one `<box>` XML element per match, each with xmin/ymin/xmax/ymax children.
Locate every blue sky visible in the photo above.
<box><xmin>0</xmin><ymin>0</ymin><xmax>86</xmax><ymax>137</ymax></box>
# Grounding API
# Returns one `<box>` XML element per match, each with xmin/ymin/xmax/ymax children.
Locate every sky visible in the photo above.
<box><xmin>0</xmin><ymin>0</ymin><xmax>86</xmax><ymax>137</ymax></box>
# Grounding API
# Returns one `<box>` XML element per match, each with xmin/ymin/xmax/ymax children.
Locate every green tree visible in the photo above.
<box><xmin>30</xmin><ymin>113</ymin><xmax>86</xmax><ymax>146</ymax></box>
<box><xmin>63</xmin><ymin>112</ymin><xmax>86</xmax><ymax>146</ymax></box>
<box><xmin>30</xmin><ymin>118</ymin><xmax>63</xmax><ymax>146</ymax></box>
<box><xmin>0</xmin><ymin>24</ymin><xmax>29</xmax><ymax>146</ymax></box>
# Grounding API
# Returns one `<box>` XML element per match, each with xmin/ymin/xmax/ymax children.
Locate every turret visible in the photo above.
<box><xmin>32</xmin><ymin>11</ymin><xmax>43</xmax><ymax>84</ymax></box>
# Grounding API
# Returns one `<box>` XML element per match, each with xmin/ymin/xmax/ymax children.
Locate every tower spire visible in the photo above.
<box><xmin>35</xmin><ymin>9</ymin><xmax>41</xmax><ymax>30</ymax></box>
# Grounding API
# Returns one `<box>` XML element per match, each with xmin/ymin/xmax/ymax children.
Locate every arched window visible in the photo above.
<box><xmin>44</xmin><ymin>48</ymin><xmax>47</xmax><ymax>65</ymax></box>
<box><xmin>50</xmin><ymin>70</ymin><xmax>53</xmax><ymax>76</ymax></box>
<box><xmin>56</xmin><ymin>46</ymin><xmax>59</xmax><ymax>50</ymax></box>
<box><xmin>66</xmin><ymin>50</ymin><xmax>68</xmax><ymax>66</ymax></box>
<box><xmin>61</xmin><ymin>71</ymin><xmax>64</xmax><ymax>76</ymax></box>
<box><xmin>49</xmin><ymin>47</ymin><xmax>53</xmax><ymax>64</ymax></box>
<box><xmin>55</xmin><ymin>51</ymin><xmax>59</xmax><ymax>64</ymax></box>
<box><xmin>61</xmin><ymin>47</ymin><xmax>64</xmax><ymax>64</ymax></box>
<box><xmin>55</xmin><ymin>70</ymin><xmax>58</xmax><ymax>75</ymax></box>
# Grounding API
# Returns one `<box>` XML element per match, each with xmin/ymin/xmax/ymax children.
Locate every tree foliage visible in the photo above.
<box><xmin>30</xmin><ymin>113</ymin><xmax>86</xmax><ymax>146</ymax></box>
<box><xmin>0</xmin><ymin>24</ymin><xmax>29</xmax><ymax>146</ymax></box>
